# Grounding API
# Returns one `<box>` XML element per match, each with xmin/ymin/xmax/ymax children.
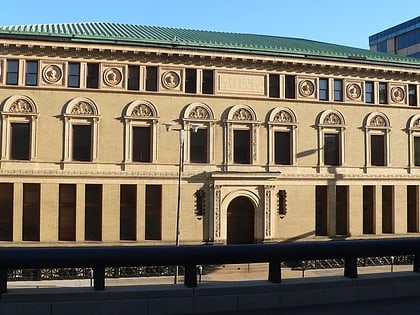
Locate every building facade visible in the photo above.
<box><xmin>370</xmin><ymin>16</ymin><xmax>420</xmax><ymax>58</ymax></box>
<box><xmin>0</xmin><ymin>23</ymin><xmax>419</xmax><ymax>246</ymax></box>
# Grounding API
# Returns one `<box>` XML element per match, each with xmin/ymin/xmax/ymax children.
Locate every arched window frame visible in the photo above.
<box><xmin>63</xmin><ymin>97</ymin><xmax>100</xmax><ymax>162</ymax></box>
<box><xmin>182</xmin><ymin>102</ymin><xmax>215</xmax><ymax>164</ymax></box>
<box><xmin>1</xmin><ymin>95</ymin><xmax>39</xmax><ymax>161</ymax></box>
<box><xmin>317</xmin><ymin>110</ymin><xmax>346</xmax><ymax>167</ymax></box>
<box><xmin>364</xmin><ymin>112</ymin><xmax>391</xmax><ymax>169</ymax></box>
<box><xmin>407</xmin><ymin>114</ymin><xmax>420</xmax><ymax>172</ymax></box>
<box><xmin>123</xmin><ymin>100</ymin><xmax>159</xmax><ymax>164</ymax></box>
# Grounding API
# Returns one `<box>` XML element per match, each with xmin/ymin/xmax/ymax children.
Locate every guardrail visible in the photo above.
<box><xmin>1</xmin><ymin>237</ymin><xmax>420</xmax><ymax>293</ymax></box>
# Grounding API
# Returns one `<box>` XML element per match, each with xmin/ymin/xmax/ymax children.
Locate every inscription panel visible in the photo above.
<box><xmin>217</xmin><ymin>72</ymin><xmax>266</xmax><ymax>96</ymax></box>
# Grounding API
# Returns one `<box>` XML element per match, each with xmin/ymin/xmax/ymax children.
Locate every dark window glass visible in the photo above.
<box><xmin>397</xmin><ymin>29</ymin><xmax>420</xmax><ymax>50</ymax></box>
<box><xmin>415</xmin><ymin>137</ymin><xmax>420</xmax><ymax>166</ymax></box>
<box><xmin>324</xmin><ymin>133</ymin><xmax>339</xmax><ymax>166</ymax></box>
<box><xmin>409</xmin><ymin>84</ymin><xmax>417</xmax><ymax>106</ymax></box>
<box><xmin>0</xmin><ymin>183</ymin><xmax>13</xmax><ymax>241</ymax></box>
<box><xmin>185</xmin><ymin>69</ymin><xmax>197</xmax><ymax>94</ymax></box>
<box><xmin>145</xmin><ymin>66</ymin><xmax>158</xmax><ymax>91</ymax></box>
<box><xmin>365</xmin><ymin>81</ymin><xmax>374</xmax><ymax>104</ymax></box>
<box><xmin>274</xmin><ymin>131</ymin><xmax>291</xmax><ymax>165</ymax></box>
<box><xmin>68</xmin><ymin>63</ymin><xmax>80</xmax><ymax>88</ymax></box>
<box><xmin>190</xmin><ymin>128</ymin><xmax>208</xmax><ymax>163</ymax></box>
<box><xmin>333</xmin><ymin>79</ymin><xmax>343</xmax><ymax>101</ymax></box>
<box><xmin>72</xmin><ymin>125</ymin><xmax>92</xmax><ymax>162</ymax></box>
<box><xmin>336</xmin><ymin>186</ymin><xmax>348</xmax><ymax>236</ymax></box>
<box><xmin>11</xmin><ymin>123</ymin><xmax>30</xmax><ymax>160</ymax></box>
<box><xmin>269</xmin><ymin>74</ymin><xmax>280</xmax><ymax>98</ymax></box>
<box><xmin>407</xmin><ymin>185</ymin><xmax>418</xmax><ymax>233</ymax></box>
<box><xmin>233</xmin><ymin>129</ymin><xmax>251</xmax><ymax>164</ymax></box>
<box><xmin>85</xmin><ymin>184</ymin><xmax>102</xmax><ymax>241</ymax></box>
<box><xmin>145</xmin><ymin>185</ymin><xmax>162</xmax><ymax>240</ymax></box>
<box><xmin>132</xmin><ymin>126</ymin><xmax>151</xmax><ymax>162</ymax></box>
<box><xmin>285</xmin><ymin>75</ymin><xmax>295</xmax><ymax>99</ymax></box>
<box><xmin>120</xmin><ymin>185</ymin><xmax>137</xmax><ymax>241</ymax></box>
<box><xmin>315</xmin><ymin>186</ymin><xmax>328</xmax><ymax>236</ymax></box>
<box><xmin>59</xmin><ymin>184</ymin><xmax>76</xmax><ymax>241</ymax></box>
<box><xmin>363</xmin><ymin>186</ymin><xmax>375</xmax><ymax>234</ymax></box>
<box><xmin>86</xmin><ymin>63</ymin><xmax>99</xmax><ymax>88</ymax></box>
<box><xmin>371</xmin><ymin>134</ymin><xmax>385</xmax><ymax>166</ymax></box>
<box><xmin>202</xmin><ymin>70</ymin><xmax>214</xmax><ymax>94</ymax></box>
<box><xmin>379</xmin><ymin>83</ymin><xmax>388</xmax><ymax>104</ymax></box>
<box><xmin>128</xmin><ymin>65</ymin><xmax>140</xmax><ymax>91</ymax></box>
<box><xmin>377</xmin><ymin>40</ymin><xmax>388</xmax><ymax>53</ymax></box>
<box><xmin>6</xmin><ymin>59</ymin><xmax>19</xmax><ymax>85</ymax></box>
<box><xmin>25</xmin><ymin>61</ymin><xmax>38</xmax><ymax>86</ymax></box>
<box><xmin>382</xmin><ymin>185</ymin><xmax>394</xmax><ymax>233</ymax></box>
<box><xmin>23</xmin><ymin>183</ymin><xmax>40</xmax><ymax>241</ymax></box>
<box><xmin>319</xmin><ymin>78</ymin><xmax>329</xmax><ymax>101</ymax></box>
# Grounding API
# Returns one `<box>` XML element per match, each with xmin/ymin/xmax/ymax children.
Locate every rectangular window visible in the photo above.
<box><xmin>324</xmin><ymin>133</ymin><xmax>339</xmax><ymax>166</ymax></box>
<box><xmin>382</xmin><ymin>185</ymin><xmax>394</xmax><ymax>233</ymax></box>
<box><xmin>284</xmin><ymin>75</ymin><xmax>295</xmax><ymax>99</ymax></box>
<box><xmin>128</xmin><ymin>65</ymin><xmax>140</xmax><ymax>91</ymax></box>
<box><xmin>407</xmin><ymin>185</ymin><xmax>418</xmax><ymax>233</ymax></box>
<box><xmin>185</xmin><ymin>69</ymin><xmax>197</xmax><ymax>94</ymax></box>
<box><xmin>145</xmin><ymin>66</ymin><xmax>158</xmax><ymax>91</ymax></box>
<box><xmin>202</xmin><ymin>69</ymin><xmax>214</xmax><ymax>94</ymax></box>
<box><xmin>72</xmin><ymin>124</ymin><xmax>92</xmax><ymax>162</ymax></box>
<box><xmin>274</xmin><ymin>131</ymin><xmax>291</xmax><ymax>165</ymax></box>
<box><xmin>315</xmin><ymin>186</ymin><xmax>328</xmax><ymax>236</ymax></box>
<box><xmin>0</xmin><ymin>183</ymin><xmax>13</xmax><ymax>241</ymax></box>
<box><xmin>365</xmin><ymin>81</ymin><xmax>374</xmax><ymax>104</ymax></box>
<box><xmin>371</xmin><ymin>134</ymin><xmax>385</xmax><ymax>166</ymax></box>
<box><xmin>59</xmin><ymin>184</ymin><xmax>76</xmax><ymax>241</ymax></box>
<box><xmin>6</xmin><ymin>59</ymin><xmax>19</xmax><ymax>85</ymax></box>
<box><xmin>68</xmin><ymin>62</ymin><xmax>80</xmax><ymax>88</ymax></box>
<box><xmin>145</xmin><ymin>185</ymin><xmax>162</xmax><ymax>240</ymax></box>
<box><xmin>336</xmin><ymin>186</ymin><xmax>348</xmax><ymax>236</ymax></box>
<box><xmin>190</xmin><ymin>128</ymin><xmax>208</xmax><ymax>163</ymax></box>
<box><xmin>120</xmin><ymin>184</ymin><xmax>137</xmax><ymax>241</ymax></box>
<box><xmin>25</xmin><ymin>60</ymin><xmax>38</xmax><ymax>86</ymax></box>
<box><xmin>415</xmin><ymin>137</ymin><xmax>420</xmax><ymax>166</ymax></box>
<box><xmin>269</xmin><ymin>74</ymin><xmax>280</xmax><ymax>98</ymax></box>
<box><xmin>11</xmin><ymin>123</ymin><xmax>30</xmax><ymax>160</ymax></box>
<box><xmin>333</xmin><ymin>79</ymin><xmax>343</xmax><ymax>101</ymax></box>
<box><xmin>85</xmin><ymin>184</ymin><xmax>102</xmax><ymax>241</ymax></box>
<box><xmin>379</xmin><ymin>82</ymin><xmax>388</xmax><ymax>104</ymax></box>
<box><xmin>363</xmin><ymin>186</ymin><xmax>375</xmax><ymax>234</ymax></box>
<box><xmin>233</xmin><ymin>129</ymin><xmax>251</xmax><ymax>164</ymax></box>
<box><xmin>132</xmin><ymin>126</ymin><xmax>151</xmax><ymax>162</ymax></box>
<box><xmin>23</xmin><ymin>183</ymin><xmax>40</xmax><ymax>241</ymax></box>
<box><xmin>86</xmin><ymin>63</ymin><xmax>99</xmax><ymax>88</ymax></box>
<box><xmin>409</xmin><ymin>84</ymin><xmax>417</xmax><ymax>106</ymax></box>
<box><xmin>319</xmin><ymin>78</ymin><xmax>329</xmax><ymax>101</ymax></box>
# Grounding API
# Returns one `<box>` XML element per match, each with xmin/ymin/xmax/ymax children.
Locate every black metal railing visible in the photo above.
<box><xmin>1</xmin><ymin>237</ymin><xmax>420</xmax><ymax>293</ymax></box>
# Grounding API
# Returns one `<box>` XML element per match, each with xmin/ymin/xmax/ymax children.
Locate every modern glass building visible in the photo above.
<box><xmin>369</xmin><ymin>16</ymin><xmax>420</xmax><ymax>58</ymax></box>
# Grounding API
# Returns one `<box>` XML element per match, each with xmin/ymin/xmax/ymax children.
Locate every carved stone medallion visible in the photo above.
<box><xmin>162</xmin><ymin>71</ymin><xmax>180</xmax><ymax>89</ymax></box>
<box><xmin>42</xmin><ymin>65</ymin><xmax>62</xmax><ymax>84</ymax></box>
<box><xmin>298</xmin><ymin>80</ymin><xmax>315</xmax><ymax>97</ymax></box>
<box><xmin>104</xmin><ymin>68</ymin><xmax>122</xmax><ymax>86</ymax></box>
<box><xmin>346</xmin><ymin>83</ymin><xmax>361</xmax><ymax>100</ymax></box>
<box><xmin>391</xmin><ymin>87</ymin><xmax>405</xmax><ymax>103</ymax></box>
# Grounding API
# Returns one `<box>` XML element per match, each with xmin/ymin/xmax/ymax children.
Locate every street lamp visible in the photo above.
<box><xmin>164</xmin><ymin>122</ymin><xmax>202</xmax><ymax>284</ymax></box>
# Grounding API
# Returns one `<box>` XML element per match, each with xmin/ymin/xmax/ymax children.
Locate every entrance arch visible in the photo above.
<box><xmin>227</xmin><ymin>196</ymin><xmax>255</xmax><ymax>244</ymax></box>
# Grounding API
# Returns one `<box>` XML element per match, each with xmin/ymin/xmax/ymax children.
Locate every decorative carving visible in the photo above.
<box><xmin>323</xmin><ymin>113</ymin><xmax>341</xmax><ymax>125</ymax></box>
<box><xmin>103</xmin><ymin>68</ymin><xmax>122</xmax><ymax>86</ymax></box>
<box><xmin>391</xmin><ymin>86</ymin><xmax>405</xmax><ymax>103</ymax></box>
<box><xmin>232</xmin><ymin>108</ymin><xmax>252</xmax><ymax>120</ymax></box>
<box><xmin>369</xmin><ymin>115</ymin><xmax>386</xmax><ymax>127</ymax></box>
<box><xmin>214</xmin><ymin>186</ymin><xmax>221</xmax><ymax>238</ymax></box>
<box><xmin>264</xmin><ymin>185</ymin><xmax>275</xmax><ymax>238</ymax></box>
<box><xmin>131</xmin><ymin>104</ymin><xmax>153</xmax><ymax>117</ymax></box>
<box><xmin>162</xmin><ymin>71</ymin><xmax>180</xmax><ymax>89</ymax></box>
<box><xmin>71</xmin><ymin>101</ymin><xmax>94</xmax><ymax>115</ymax></box>
<box><xmin>298</xmin><ymin>80</ymin><xmax>315</xmax><ymax>97</ymax></box>
<box><xmin>8</xmin><ymin>99</ymin><xmax>33</xmax><ymax>113</ymax></box>
<box><xmin>346</xmin><ymin>83</ymin><xmax>361</xmax><ymax>100</ymax></box>
<box><xmin>273</xmin><ymin>110</ymin><xmax>293</xmax><ymax>123</ymax></box>
<box><xmin>188</xmin><ymin>106</ymin><xmax>210</xmax><ymax>119</ymax></box>
<box><xmin>413</xmin><ymin>118</ymin><xmax>420</xmax><ymax>129</ymax></box>
<box><xmin>42</xmin><ymin>65</ymin><xmax>62</xmax><ymax>83</ymax></box>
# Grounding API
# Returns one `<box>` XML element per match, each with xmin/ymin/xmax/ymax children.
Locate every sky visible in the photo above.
<box><xmin>1</xmin><ymin>0</ymin><xmax>419</xmax><ymax>49</ymax></box>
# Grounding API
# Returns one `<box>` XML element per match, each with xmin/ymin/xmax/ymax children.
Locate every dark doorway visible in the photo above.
<box><xmin>227</xmin><ymin>196</ymin><xmax>255</xmax><ymax>244</ymax></box>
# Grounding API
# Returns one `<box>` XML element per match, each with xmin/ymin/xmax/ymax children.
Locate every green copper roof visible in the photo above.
<box><xmin>0</xmin><ymin>22</ymin><xmax>419</xmax><ymax>66</ymax></box>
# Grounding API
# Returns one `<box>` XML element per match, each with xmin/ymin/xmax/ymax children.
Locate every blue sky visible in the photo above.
<box><xmin>1</xmin><ymin>0</ymin><xmax>419</xmax><ymax>49</ymax></box>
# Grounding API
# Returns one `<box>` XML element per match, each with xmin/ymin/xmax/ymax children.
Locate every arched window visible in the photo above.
<box><xmin>63</xmin><ymin>97</ymin><xmax>100</xmax><ymax>162</ymax></box>
<box><xmin>123</xmin><ymin>100</ymin><xmax>158</xmax><ymax>164</ymax></box>
<box><xmin>317</xmin><ymin>110</ymin><xmax>346</xmax><ymax>167</ymax></box>
<box><xmin>407</xmin><ymin>114</ymin><xmax>420</xmax><ymax>170</ymax></box>
<box><xmin>364</xmin><ymin>112</ymin><xmax>391</xmax><ymax>168</ymax></box>
<box><xmin>1</xmin><ymin>95</ymin><xmax>39</xmax><ymax>161</ymax></box>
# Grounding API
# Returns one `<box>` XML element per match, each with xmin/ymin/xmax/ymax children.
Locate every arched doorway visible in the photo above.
<box><xmin>227</xmin><ymin>196</ymin><xmax>255</xmax><ymax>244</ymax></box>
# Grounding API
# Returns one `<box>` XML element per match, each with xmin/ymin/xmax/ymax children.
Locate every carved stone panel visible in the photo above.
<box><xmin>346</xmin><ymin>82</ymin><xmax>362</xmax><ymax>101</ymax></box>
<box><xmin>297</xmin><ymin>78</ymin><xmax>316</xmax><ymax>99</ymax></box>
<box><xmin>217</xmin><ymin>71</ymin><xmax>265</xmax><ymax>96</ymax></box>
<box><xmin>40</xmin><ymin>62</ymin><xmax>65</xmax><ymax>86</ymax></box>
<box><xmin>160</xmin><ymin>68</ymin><xmax>182</xmax><ymax>92</ymax></box>
<box><xmin>390</xmin><ymin>85</ymin><xmax>405</xmax><ymax>104</ymax></box>
<box><xmin>102</xmin><ymin>65</ymin><xmax>124</xmax><ymax>88</ymax></box>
